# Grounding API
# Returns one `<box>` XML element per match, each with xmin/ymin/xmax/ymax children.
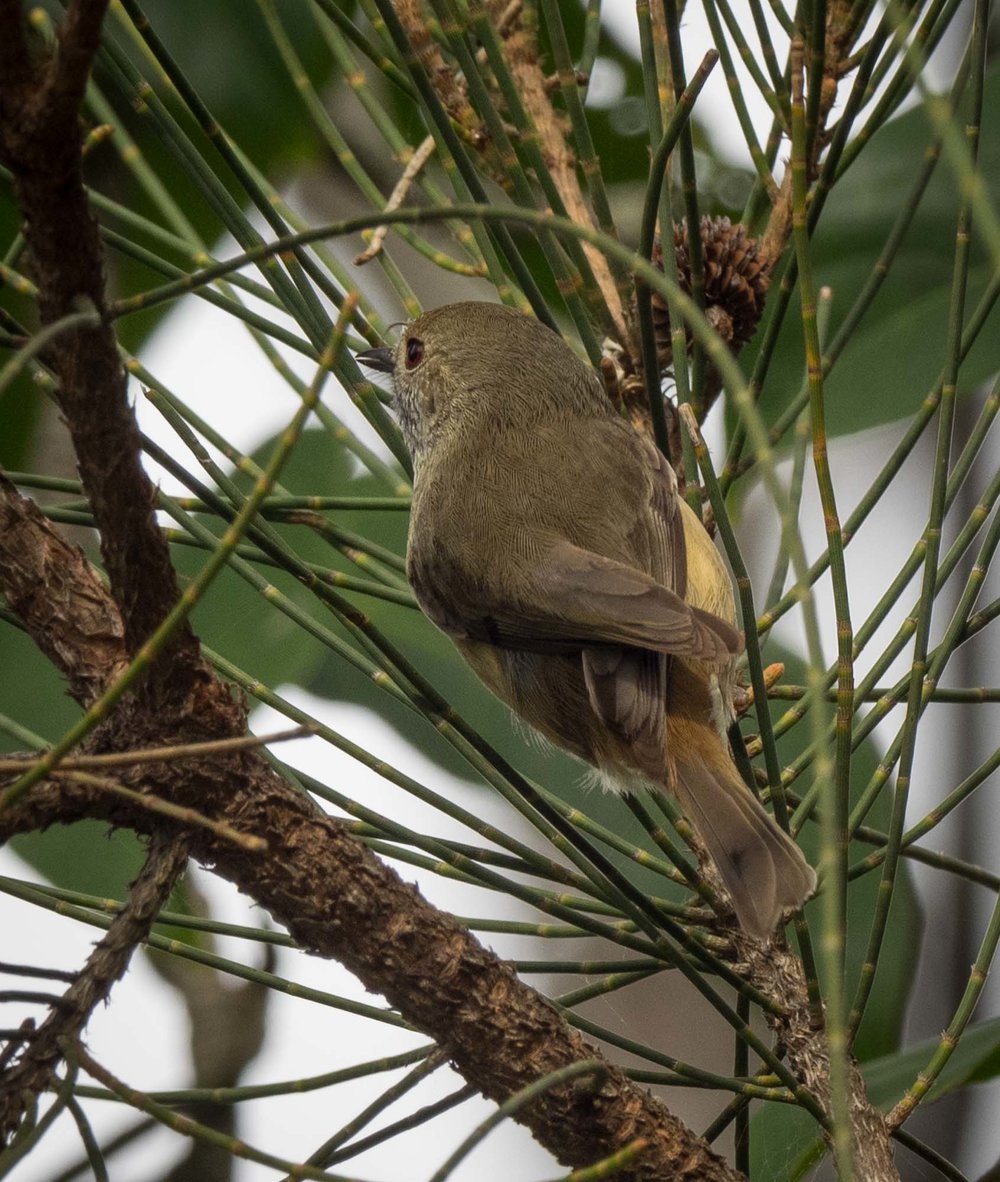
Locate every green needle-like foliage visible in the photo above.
<box><xmin>2</xmin><ymin>3</ymin><xmax>999</xmax><ymax>1180</ymax></box>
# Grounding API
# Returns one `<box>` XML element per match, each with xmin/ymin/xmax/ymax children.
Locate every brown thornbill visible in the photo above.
<box><xmin>358</xmin><ymin>302</ymin><xmax>815</xmax><ymax>937</ymax></box>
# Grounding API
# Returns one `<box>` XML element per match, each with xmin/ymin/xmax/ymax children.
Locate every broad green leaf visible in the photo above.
<box><xmin>0</xmin><ymin>621</ymin><xmax>149</xmax><ymax>896</ymax></box>
<box><xmin>10</xmin><ymin>822</ymin><xmax>147</xmax><ymax>901</ymax></box>
<box><xmin>0</xmin><ymin>382</ymin><xmax>42</xmax><ymax>471</ymax></box>
<box><xmin>135</xmin><ymin>0</ymin><xmax>336</xmax><ymax>166</ymax></box>
<box><xmin>750</xmin><ymin>1016</ymin><xmax>1000</xmax><ymax>1179</ymax></box>
<box><xmin>747</xmin><ymin>66</ymin><xmax>1000</xmax><ymax>438</ymax></box>
<box><xmin>865</xmin><ymin>1015</ymin><xmax>1000</xmax><ymax>1108</ymax></box>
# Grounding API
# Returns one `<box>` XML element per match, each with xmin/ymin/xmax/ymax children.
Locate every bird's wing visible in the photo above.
<box><xmin>428</xmin><ymin>537</ymin><xmax>740</xmax><ymax>659</ymax></box>
<box><xmin>579</xmin><ymin>644</ymin><xmax>667</xmax><ymax>774</ymax></box>
<box><xmin>408</xmin><ymin>419</ymin><xmax>741</xmax><ymax>762</ymax></box>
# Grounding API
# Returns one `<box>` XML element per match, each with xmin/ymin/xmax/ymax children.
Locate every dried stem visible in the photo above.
<box><xmin>0</xmin><ymin>835</ymin><xmax>189</xmax><ymax>1141</ymax></box>
<box><xmin>354</xmin><ymin>134</ymin><xmax>438</xmax><ymax>264</ymax></box>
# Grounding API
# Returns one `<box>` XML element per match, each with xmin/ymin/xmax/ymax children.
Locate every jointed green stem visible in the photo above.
<box><xmin>635</xmin><ymin>51</ymin><xmax>719</xmax><ymax>459</ymax></box>
<box><xmin>791</xmin><ymin>43</ymin><xmax>854</xmax><ymax>1176</ymax></box>
<box><xmin>848</xmin><ymin>0</ymin><xmax>989</xmax><ymax>1039</ymax></box>
<box><xmin>702</xmin><ymin>0</ymin><xmax>779</xmax><ymax>198</ymax></box>
<box><xmin>372</xmin><ymin>0</ymin><xmax>556</xmax><ymax>327</ymax></box>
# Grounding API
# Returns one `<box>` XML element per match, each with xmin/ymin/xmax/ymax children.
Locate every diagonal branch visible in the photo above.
<box><xmin>0</xmin><ymin>473</ymin><xmax>127</xmax><ymax>703</ymax></box>
<box><xmin>0</xmin><ymin>477</ymin><xmax>743</xmax><ymax>1180</ymax></box>
<box><xmin>0</xmin><ymin>0</ymin><xmax>197</xmax><ymax>676</ymax></box>
<box><xmin>0</xmin><ymin>0</ymin><xmax>195</xmax><ymax>1144</ymax></box>
<box><xmin>0</xmin><ymin>834</ymin><xmax>190</xmax><ymax>1142</ymax></box>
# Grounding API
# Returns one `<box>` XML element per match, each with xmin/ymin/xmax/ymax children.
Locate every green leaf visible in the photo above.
<box><xmin>10</xmin><ymin>823</ymin><xmax>147</xmax><ymax>901</ymax></box>
<box><xmin>864</xmin><ymin>1015</ymin><xmax>1000</xmax><ymax>1108</ymax></box>
<box><xmin>0</xmin><ymin>380</ymin><xmax>43</xmax><ymax>471</ymax></box>
<box><xmin>0</xmin><ymin>619</ymin><xmax>150</xmax><ymax>895</ymax></box>
<box><xmin>749</xmin><ymin>1017</ymin><xmax>1000</xmax><ymax>1179</ymax></box>
<box><xmin>748</xmin><ymin>65</ymin><xmax>1000</xmax><ymax>438</ymax></box>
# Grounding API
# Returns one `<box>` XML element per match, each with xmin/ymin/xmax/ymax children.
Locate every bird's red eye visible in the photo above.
<box><xmin>405</xmin><ymin>337</ymin><xmax>424</xmax><ymax>369</ymax></box>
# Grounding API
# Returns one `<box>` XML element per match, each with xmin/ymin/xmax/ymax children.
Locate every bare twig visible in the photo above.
<box><xmin>0</xmin><ymin>726</ymin><xmax>314</xmax><ymax>772</ymax></box>
<box><xmin>355</xmin><ymin>134</ymin><xmax>437</xmax><ymax>264</ymax></box>
<box><xmin>0</xmin><ymin>835</ymin><xmax>190</xmax><ymax>1141</ymax></box>
<box><xmin>53</xmin><ymin>770</ymin><xmax>267</xmax><ymax>850</ymax></box>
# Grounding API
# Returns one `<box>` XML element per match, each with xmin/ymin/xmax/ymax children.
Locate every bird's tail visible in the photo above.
<box><xmin>667</xmin><ymin>718</ymin><xmax>816</xmax><ymax>938</ymax></box>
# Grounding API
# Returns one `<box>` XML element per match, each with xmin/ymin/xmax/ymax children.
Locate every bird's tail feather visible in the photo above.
<box><xmin>668</xmin><ymin>720</ymin><xmax>816</xmax><ymax>938</ymax></box>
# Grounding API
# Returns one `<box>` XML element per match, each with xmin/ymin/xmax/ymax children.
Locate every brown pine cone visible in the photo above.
<box><xmin>650</xmin><ymin>216</ymin><xmax>770</xmax><ymax>367</ymax></box>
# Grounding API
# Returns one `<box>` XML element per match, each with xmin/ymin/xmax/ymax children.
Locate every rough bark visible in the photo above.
<box><xmin>0</xmin><ymin>473</ymin><xmax>743</xmax><ymax>1181</ymax></box>
<box><xmin>0</xmin><ymin>2</ymin><xmax>902</xmax><ymax>1176</ymax></box>
<box><xmin>0</xmin><ymin>5</ymin><xmax>745</xmax><ymax>1168</ymax></box>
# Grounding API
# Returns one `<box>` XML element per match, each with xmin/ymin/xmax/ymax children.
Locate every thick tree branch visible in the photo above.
<box><xmin>0</xmin><ymin>0</ymin><xmax>198</xmax><ymax>680</ymax></box>
<box><xmin>0</xmin><ymin>477</ymin><xmax>742</xmax><ymax>1179</ymax></box>
<box><xmin>0</xmin><ymin>3</ymin><xmax>894</xmax><ymax>1176</ymax></box>
<box><xmin>2</xmin><ymin>773</ymin><xmax>745</xmax><ymax>1181</ymax></box>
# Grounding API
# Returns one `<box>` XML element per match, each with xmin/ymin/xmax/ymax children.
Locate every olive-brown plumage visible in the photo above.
<box><xmin>358</xmin><ymin>301</ymin><xmax>815</xmax><ymax>937</ymax></box>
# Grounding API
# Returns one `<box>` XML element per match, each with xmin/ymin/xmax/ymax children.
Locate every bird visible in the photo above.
<box><xmin>358</xmin><ymin>301</ymin><xmax>815</xmax><ymax>937</ymax></box>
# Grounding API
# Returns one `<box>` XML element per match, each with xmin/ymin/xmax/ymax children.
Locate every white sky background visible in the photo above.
<box><xmin>5</xmin><ymin>2</ymin><xmax>1000</xmax><ymax>1179</ymax></box>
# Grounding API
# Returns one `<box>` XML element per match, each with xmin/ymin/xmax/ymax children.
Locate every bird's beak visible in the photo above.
<box><xmin>355</xmin><ymin>346</ymin><xmax>395</xmax><ymax>374</ymax></box>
